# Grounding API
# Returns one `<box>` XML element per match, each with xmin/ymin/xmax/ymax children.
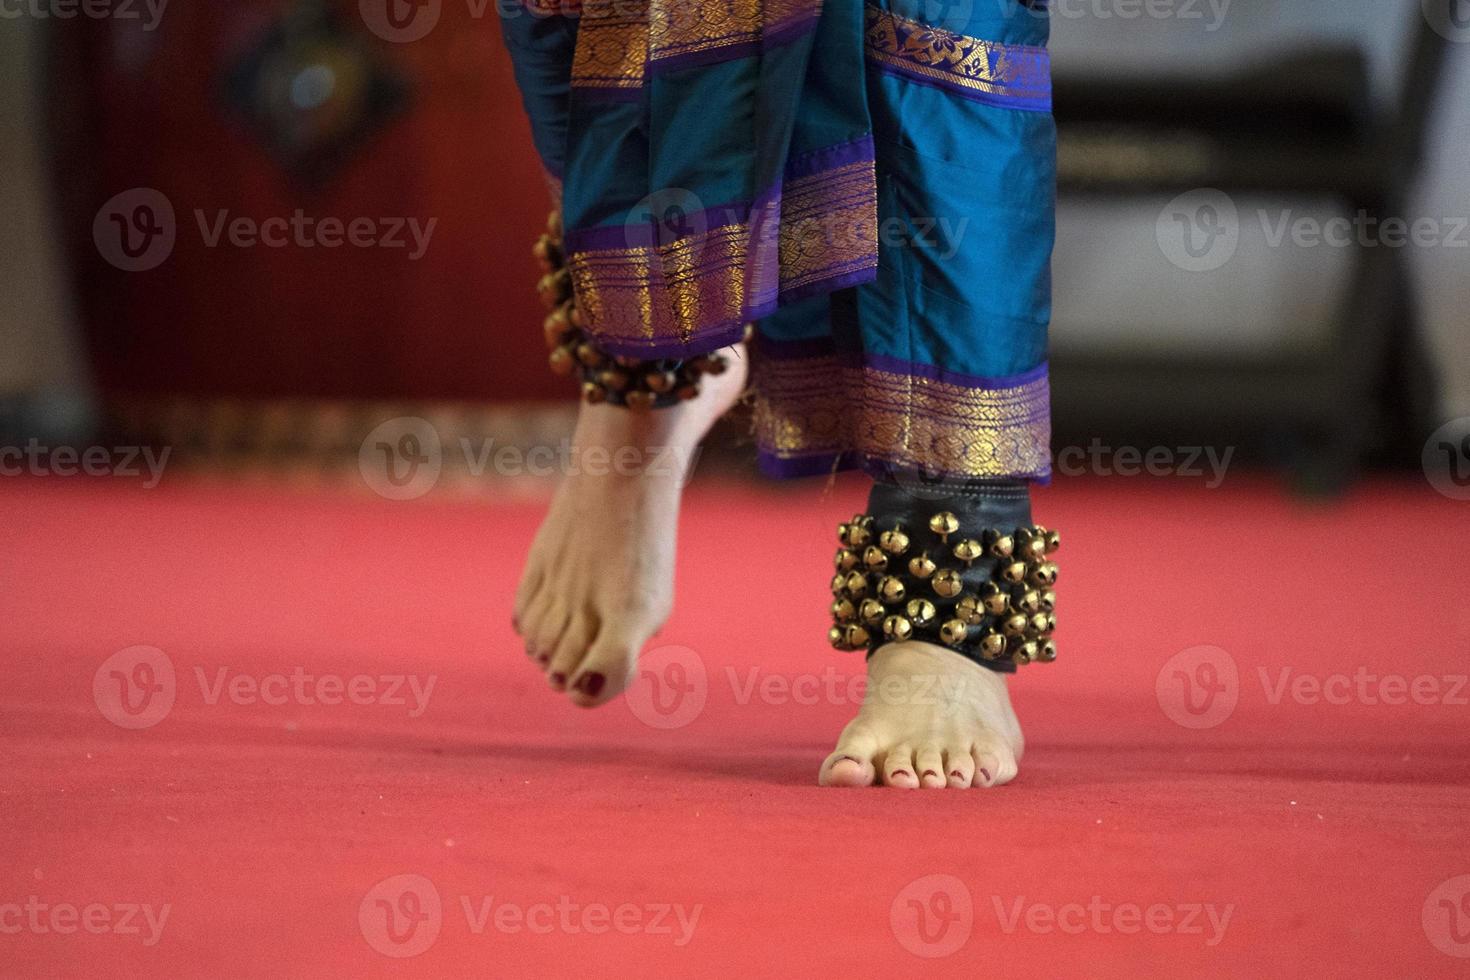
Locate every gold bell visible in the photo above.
<box><xmin>834</xmin><ymin>548</ymin><xmax>859</xmax><ymax>572</ymax></box>
<box><xmin>742</xmin><ymin>324</ymin><xmax>755</xmax><ymax>343</ymax></box>
<box><xmin>831</xmin><ymin>598</ymin><xmax>857</xmax><ymax>623</ymax></box>
<box><xmin>1016</xmin><ymin>589</ymin><xmax>1042</xmax><ymax>615</ymax></box>
<box><xmin>1013</xmin><ymin>640</ymin><xmax>1039</xmax><ymax>666</ymax></box>
<box><xmin>844</xmin><ymin>571</ymin><xmax>869</xmax><ymax>598</ymax></box>
<box><xmin>1002</xmin><ymin>613</ymin><xmax>1028</xmax><ymax>638</ymax></box>
<box><xmin>952</xmin><ymin>539</ymin><xmax>984</xmax><ymax>565</ymax></box>
<box><xmin>858</xmin><ymin>598</ymin><xmax>885</xmax><ymax>625</ymax></box>
<box><xmin>883</xmin><ymin>615</ymin><xmax>914</xmax><ymax>642</ymax></box>
<box><xmin>939</xmin><ymin>619</ymin><xmax>969</xmax><ymax>646</ymax></box>
<box><xmin>984</xmin><ymin>529</ymin><xmax>1014</xmax><ymax>559</ymax></box>
<box><xmin>675</xmin><ymin>385</ymin><xmax>700</xmax><ymax>401</ymax></box>
<box><xmin>879</xmin><ymin>527</ymin><xmax>911</xmax><ymax>555</ymax></box>
<box><xmin>645</xmin><ymin>370</ymin><xmax>678</xmax><ymax>394</ymax></box>
<box><xmin>1016</xmin><ymin>531</ymin><xmax>1047</xmax><ymax>561</ymax></box>
<box><xmin>831</xmin><ymin>573</ymin><xmax>848</xmax><ymax>596</ymax></box>
<box><xmin>908</xmin><ymin>553</ymin><xmax>936</xmax><ymax>579</ymax></box>
<box><xmin>532</xmin><ymin>234</ymin><xmax>557</xmax><ymax>271</ymax></box>
<box><xmin>828</xmin><ymin>626</ymin><xmax>848</xmax><ymax>650</ymax></box>
<box><xmin>844</xmin><ymin>625</ymin><xmax>872</xmax><ymax>648</ymax></box>
<box><xmin>1027</xmin><ymin>562</ymin><xmax>1059</xmax><ymax>587</ymax></box>
<box><xmin>929</xmin><ymin>511</ymin><xmax>959</xmax><ymax>542</ymax></box>
<box><xmin>546</xmin><ymin>209</ymin><xmax>562</xmax><ymax>238</ymax></box>
<box><xmin>862</xmin><ymin>546</ymin><xmax>889</xmax><ymax>572</ymax></box>
<box><xmin>932</xmin><ymin>568</ymin><xmax>963</xmax><ymax>598</ymax></box>
<box><xmin>625</xmin><ymin>391</ymin><xmax>656</xmax><ymax>411</ymax></box>
<box><xmin>598</xmin><ymin>369</ymin><xmax>631</xmax><ymax>392</ymax></box>
<box><xmin>576</xmin><ymin>342</ymin><xmax>605</xmax><ymax>368</ymax></box>
<box><xmin>548</xmin><ymin>346</ymin><xmax>576</xmax><ymax>376</ymax></box>
<box><xmin>1038</xmin><ymin>640</ymin><xmax>1058</xmax><ymax>662</ymax></box>
<box><xmin>980</xmin><ymin>582</ymin><xmax>1008</xmax><ymax>615</ymax></box>
<box><xmin>878</xmin><ymin>575</ymin><xmax>906</xmax><ymax>604</ymax></box>
<box><xmin>955</xmin><ymin>594</ymin><xmax>984</xmax><ymax>626</ymax></box>
<box><xmin>980</xmin><ymin>632</ymin><xmax>1007</xmax><ymax>660</ymax></box>
<box><xmin>1040</xmin><ymin>589</ymin><xmax>1058</xmax><ymax>612</ymax></box>
<box><xmin>581</xmin><ymin>382</ymin><xmax>607</xmax><ymax>405</ymax></box>
<box><xmin>845</xmin><ymin>517</ymin><xmax>873</xmax><ymax>549</ymax></box>
<box><xmin>1000</xmin><ymin>561</ymin><xmax>1028</xmax><ymax>584</ymax></box>
<box><xmin>906</xmin><ymin>598</ymin><xmax>937</xmax><ymax>627</ymax></box>
<box><xmin>1029</xmin><ymin>613</ymin><xmax>1051</xmax><ymax>636</ymax></box>
<box><xmin>568</xmin><ymin>302</ymin><xmax>587</xmax><ymax>329</ymax></box>
<box><xmin>1044</xmin><ymin>529</ymin><xmax>1061</xmax><ymax>554</ymax></box>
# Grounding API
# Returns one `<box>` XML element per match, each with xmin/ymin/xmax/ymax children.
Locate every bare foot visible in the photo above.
<box><xmin>513</xmin><ymin>345</ymin><xmax>746</xmax><ymax>707</ymax></box>
<box><xmin>818</xmin><ymin>641</ymin><xmax>1024</xmax><ymax>788</ymax></box>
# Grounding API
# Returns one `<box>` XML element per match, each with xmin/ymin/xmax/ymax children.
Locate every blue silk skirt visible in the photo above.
<box><xmin>501</xmin><ymin>0</ymin><xmax>1056</xmax><ymax>481</ymax></box>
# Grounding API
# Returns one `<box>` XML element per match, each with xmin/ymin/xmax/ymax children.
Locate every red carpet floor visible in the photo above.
<box><xmin>3</xmin><ymin>473</ymin><xmax>1470</xmax><ymax>977</ymax></box>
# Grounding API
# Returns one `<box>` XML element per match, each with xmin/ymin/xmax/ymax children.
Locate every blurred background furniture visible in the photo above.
<box><xmin>1048</xmin><ymin>0</ymin><xmax>1456</xmax><ymax>489</ymax></box>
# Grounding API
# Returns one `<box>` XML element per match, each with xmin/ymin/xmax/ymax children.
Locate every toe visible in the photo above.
<box><xmin>819</xmin><ymin>724</ymin><xmax>880</xmax><ymax>787</ymax></box>
<box><xmin>944</xmin><ymin>748</ymin><xmax>975</xmax><ymax>788</ymax></box>
<box><xmin>881</xmin><ymin>744</ymin><xmax>920</xmax><ymax>789</ymax></box>
<box><xmin>915</xmin><ymin>746</ymin><xmax>947</xmax><ymax>789</ymax></box>
<box><xmin>546</xmin><ymin>615</ymin><xmax>594</xmax><ymax>677</ymax></box>
<box><xmin>566</xmin><ymin>625</ymin><xmax>639</xmax><ymax>708</ymax></box>
<box><xmin>530</xmin><ymin>603</ymin><xmax>570</xmax><ymax>668</ymax></box>
<box><xmin>972</xmin><ymin>736</ymin><xmax>1020</xmax><ymax>788</ymax></box>
<box><xmin>513</xmin><ymin>564</ymin><xmax>542</xmax><ymax>636</ymax></box>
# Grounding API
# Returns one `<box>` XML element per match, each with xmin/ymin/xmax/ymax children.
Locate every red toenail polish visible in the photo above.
<box><xmin>550</xmin><ymin>672</ymin><xmax>566</xmax><ymax>688</ymax></box>
<box><xmin>576</xmin><ymin>673</ymin><xmax>606</xmax><ymax>698</ymax></box>
<box><xmin>537</xmin><ymin>654</ymin><xmax>550</xmax><ymax>665</ymax></box>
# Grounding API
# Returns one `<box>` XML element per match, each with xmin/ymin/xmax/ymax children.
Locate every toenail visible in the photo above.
<box><xmin>922</xmin><ymin>770</ymin><xmax>939</xmax><ymax>779</ymax></box>
<box><xmin>892</xmin><ymin>770</ymin><xmax>912</xmax><ymax>780</ymax></box>
<box><xmin>537</xmin><ymin>654</ymin><xmax>550</xmax><ymax>665</ymax></box>
<box><xmin>978</xmin><ymin>768</ymin><xmax>992</xmax><ymax>783</ymax></box>
<box><xmin>950</xmin><ymin>770</ymin><xmax>965</xmax><ymax>780</ymax></box>
<box><xmin>575</xmin><ymin>673</ymin><xmax>606</xmax><ymax>698</ymax></box>
<box><xmin>549</xmin><ymin>672</ymin><xmax>567</xmax><ymax>688</ymax></box>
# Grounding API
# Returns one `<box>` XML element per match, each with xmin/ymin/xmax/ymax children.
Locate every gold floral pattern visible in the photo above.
<box><xmin>863</xmin><ymin>4</ymin><xmax>1051</xmax><ymax>108</ymax></box>
<box><xmin>755</xmin><ymin>353</ymin><xmax>1052</xmax><ymax>478</ymax></box>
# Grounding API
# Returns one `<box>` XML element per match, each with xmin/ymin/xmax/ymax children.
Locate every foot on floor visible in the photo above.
<box><xmin>818</xmin><ymin>641</ymin><xmax>1024</xmax><ymax>788</ymax></box>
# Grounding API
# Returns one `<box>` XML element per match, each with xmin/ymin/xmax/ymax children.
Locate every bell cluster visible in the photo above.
<box><xmin>827</xmin><ymin>510</ymin><xmax>1060</xmax><ymax>667</ymax></box>
<box><xmin>535</xmin><ymin>210</ymin><xmax>733</xmax><ymax>409</ymax></box>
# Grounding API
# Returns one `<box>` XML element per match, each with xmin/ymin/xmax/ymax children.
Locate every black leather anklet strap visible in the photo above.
<box><xmin>534</xmin><ymin>211</ymin><xmax>735</xmax><ymax>410</ymax></box>
<box><xmin>828</xmin><ymin>478</ymin><xmax>1060</xmax><ymax>673</ymax></box>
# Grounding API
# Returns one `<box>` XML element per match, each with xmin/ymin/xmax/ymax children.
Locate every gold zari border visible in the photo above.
<box><xmin>754</xmin><ymin>355</ymin><xmax>1051</xmax><ymax>478</ymax></box>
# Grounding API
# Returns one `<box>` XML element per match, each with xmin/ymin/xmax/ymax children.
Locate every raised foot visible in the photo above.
<box><xmin>512</xmin><ymin>344</ymin><xmax>746</xmax><ymax>707</ymax></box>
<box><xmin>819</xmin><ymin>641</ymin><xmax>1024</xmax><ymax>788</ymax></box>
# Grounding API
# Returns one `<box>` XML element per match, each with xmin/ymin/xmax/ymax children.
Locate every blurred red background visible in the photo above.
<box><xmin>55</xmin><ymin>1</ymin><xmax>557</xmax><ymax>403</ymax></box>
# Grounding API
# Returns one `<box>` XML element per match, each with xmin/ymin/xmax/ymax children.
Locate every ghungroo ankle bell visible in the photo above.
<box><xmin>827</xmin><ymin>500</ymin><xmax>1061</xmax><ymax>670</ymax></box>
<box><xmin>535</xmin><ymin>210</ymin><xmax>739</xmax><ymax>409</ymax></box>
